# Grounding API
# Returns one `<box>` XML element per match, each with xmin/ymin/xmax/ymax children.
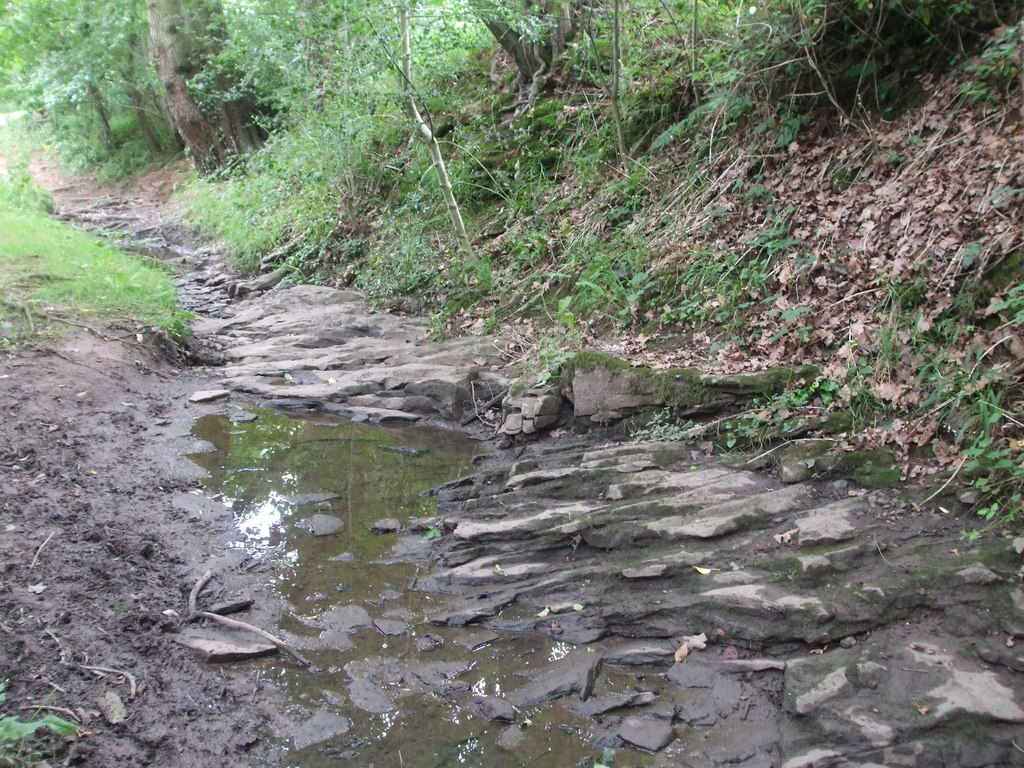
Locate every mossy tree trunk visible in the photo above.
<box><xmin>146</xmin><ymin>0</ymin><xmax>263</xmax><ymax>173</ymax></box>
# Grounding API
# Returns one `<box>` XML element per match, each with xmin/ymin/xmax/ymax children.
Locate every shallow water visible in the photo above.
<box><xmin>189</xmin><ymin>408</ymin><xmax>666</xmax><ymax>768</ymax></box>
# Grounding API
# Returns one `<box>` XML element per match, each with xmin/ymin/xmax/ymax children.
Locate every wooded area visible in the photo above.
<box><xmin>1</xmin><ymin>0</ymin><xmax>1022</xmax><ymax>523</ymax></box>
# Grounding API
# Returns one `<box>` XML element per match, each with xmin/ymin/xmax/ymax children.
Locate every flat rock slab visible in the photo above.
<box><xmin>615</xmin><ymin>717</ymin><xmax>676</xmax><ymax>752</ymax></box>
<box><xmin>509</xmin><ymin>651</ymin><xmax>603</xmax><ymax>707</ymax></box>
<box><xmin>476</xmin><ymin>696</ymin><xmax>518</xmax><ymax>722</ymax></box>
<box><xmin>188</xmin><ymin>389</ymin><xmax>230</xmax><ymax>403</ymax></box>
<box><xmin>301</xmin><ymin>514</ymin><xmax>344</xmax><ymax>536</ymax></box>
<box><xmin>176</xmin><ymin>628</ymin><xmax>278</xmax><ymax>662</ymax></box>
<box><xmin>373</xmin><ymin>619</ymin><xmax>409</xmax><ymax>636</ymax></box>
<box><xmin>347</xmin><ymin>678</ymin><xmax>396</xmax><ymax>713</ymax></box>
<box><xmin>370</xmin><ymin>518</ymin><xmax>403</xmax><ymax>534</ymax></box>
<box><xmin>570</xmin><ymin>691</ymin><xmax>656</xmax><ymax>718</ymax></box>
<box><xmin>291</xmin><ymin>711</ymin><xmax>351</xmax><ymax>749</ymax></box>
<box><xmin>452</xmin><ymin>629</ymin><xmax>500</xmax><ymax>650</ymax></box>
<box><xmin>321</xmin><ymin>604</ymin><xmax>373</xmax><ymax>632</ymax></box>
<box><xmin>287</xmin><ymin>493</ymin><xmax>341</xmax><ymax>507</ymax></box>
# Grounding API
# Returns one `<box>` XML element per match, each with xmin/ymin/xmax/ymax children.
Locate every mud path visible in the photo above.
<box><xmin>2</xmin><ymin>157</ymin><xmax>1022</xmax><ymax>768</ymax></box>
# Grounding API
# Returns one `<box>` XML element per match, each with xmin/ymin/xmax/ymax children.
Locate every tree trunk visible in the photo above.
<box><xmin>146</xmin><ymin>0</ymin><xmax>263</xmax><ymax>173</ymax></box>
<box><xmin>398</xmin><ymin>5</ymin><xmax>474</xmax><ymax>260</ymax></box>
<box><xmin>87</xmin><ymin>82</ymin><xmax>116</xmax><ymax>151</ymax></box>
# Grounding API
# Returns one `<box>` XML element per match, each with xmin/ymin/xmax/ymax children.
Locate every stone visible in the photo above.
<box><xmin>956</xmin><ymin>563</ymin><xmax>1001</xmax><ymax>585</ymax></box>
<box><xmin>175</xmin><ymin>628</ymin><xmax>277</xmax><ymax>662</ymax></box>
<box><xmin>414</xmin><ymin>633</ymin><xmax>445</xmax><ymax>651</ymax></box>
<box><xmin>791</xmin><ymin>667</ymin><xmax>851</xmax><ymax>715</ymax></box>
<box><xmin>291</xmin><ymin>712</ymin><xmax>351</xmax><ymax>749</ymax></box>
<box><xmin>615</xmin><ymin>717</ymin><xmax>675</xmax><ymax>752</ymax></box>
<box><xmin>509</xmin><ymin>651</ymin><xmax>603</xmax><ymax>707</ymax></box>
<box><xmin>346</xmin><ymin>678</ymin><xmax>396</xmax><ymax>713</ymax></box>
<box><xmin>188</xmin><ymin>389</ymin><xmax>230</xmax><ymax>403</ymax></box>
<box><xmin>321</xmin><ymin>604</ymin><xmax>373</xmax><ymax>632</ymax></box>
<box><xmin>621</xmin><ymin>564</ymin><xmax>668</xmax><ymax>579</ymax></box>
<box><xmin>795</xmin><ymin>498</ymin><xmax>863</xmax><ymax>545</ymax></box>
<box><xmin>452</xmin><ymin>629</ymin><xmax>500</xmax><ymax>650</ymax></box>
<box><xmin>303</xmin><ymin>514</ymin><xmax>344</xmax><ymax>536</ymax></box>
<box><xmin>287</xmin><ymin>493</ymin><xmax>342</xmax><ymax>506</ymax></box>
<box><xmin>926</xmin><ymin>669</ymin><xmax>1024</xmax><ymax>723</ymax></box>
<box><xmin>603</xmin><ymin>641</ymin><xmax>676</xmax><ymax>667</ymax></box>
<box><xmin>476</xmin><ymin>696</ymin><xmax>517</xmax><ymax>722</ymax></box>
<box><xmin>408</xmin><ymin>660</ymin><xmax>474</xmax><ymax>688</ymax></box>
<box><xmin>373</xmin><ymin>619</ymin><xmax>408</xmax><ymax>636</ymax></box>
<box><xmin>370</xmin><ymin>518</ymin><xmax>402</xmax><ymax>534</ymax></box>
<box><xmin>569</xmin><ymin>691</ymin><xmax>656</xmax><ymax>718</ymax></box>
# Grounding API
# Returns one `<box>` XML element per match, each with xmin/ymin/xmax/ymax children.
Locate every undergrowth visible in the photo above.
<box><xmin>0</xmin><ymin>681</ymin><xmax>77</xmax><ymax>766</ymax></box>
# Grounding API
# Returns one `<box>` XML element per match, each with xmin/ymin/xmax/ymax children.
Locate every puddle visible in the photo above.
<box><xmin>190</xmin><ymin>408</ymin><xmax>669</xmax><ymax>768</ymax></box>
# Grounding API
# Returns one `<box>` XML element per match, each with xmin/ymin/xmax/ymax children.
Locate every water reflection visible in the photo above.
<box><xmin>189</xmin><ymin>408</ymin><xmax>665</xmax><ymax>768</ymax></box>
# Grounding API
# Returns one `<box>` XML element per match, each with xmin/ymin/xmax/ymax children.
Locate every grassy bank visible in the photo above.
<box><xmin>0</xmin><ymin>138</ymin><xmax>190</xmax><ymax>349</ymax></box>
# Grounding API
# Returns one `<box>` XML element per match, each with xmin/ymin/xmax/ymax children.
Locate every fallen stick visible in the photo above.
<box><xmin>30</xmin><ymin>531</ymin><xmax>57</xmax><ymax>569</ymax></box>
<box><xmin>80</xmin><ymin>665</ymin><xmax>138</xmax><ymax>699</ymax></box>
<box><xmin>194</xmin><ymin>611</ymin><xmax>312</xmax><ymax>668</ymax></box>
<box><xmin>188</xmin><ymin>569</ymin><xmax>214</xmax><ymax>616</ymax></box>
<box><xmin>460</xmin><ymin>387</ymin><xmax>508</xmax><ymax>426</ymax></box>
<box><xmin>20</xmin><ymin>704</ymin><xmax>80</xmax><ymax>723</ymax></box>
<box><xmin>0</xmin><ymin>621</ymin><xmax>12</xmax><ymax>635</ymax></box>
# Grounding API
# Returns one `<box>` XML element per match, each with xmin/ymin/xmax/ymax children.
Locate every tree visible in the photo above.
<box><xmin>397</xmin><ymin>3</ymin><xmax>474</xmax><ymax>258</ymax></box>
<box><xmin>146</xmin><ymin>0</ymin><xmax>265</xmax><ymax>173</ymax></box>
<box><xmin>473</xmin><ymin>0</ymin><xmax>583</xmax><ymax>107</ymax></box>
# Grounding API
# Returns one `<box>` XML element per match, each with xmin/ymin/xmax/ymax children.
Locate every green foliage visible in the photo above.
<box><xmin>0</xmin><ymin>681</ymin><xmax>78</xmax><ymax>765</ymax></box>
<box><xmin>630</xmin><ymin>408</ymin><xmax>694</xmax><ymax>442</ymax></box>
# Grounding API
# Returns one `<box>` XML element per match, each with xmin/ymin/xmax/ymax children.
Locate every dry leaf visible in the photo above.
<box><xmin>691</xmin><ymin>565</ymin><xmax>713</xmax><ymax>575</ymax></box>
<box><xmin>674</xmin><ymin>643</ymin><xmax>690</xmax><ymax>662</ymax></box>
<box><xmin>674</xmin><ymin>632</ymin><xmax>708</xmax><ymax>662</ymax></box>
<box><xmin>913</xmin><ymin>698</ymin><xmax>930</xmax><ymax>716</ymax></box>
<box><xmin>27</xmin><ymin>583</ymin><xmax>47</xmax><ymax>594</ymax></box>
<box><xmin>534</xmin><ymin>607</ymin><xmax>550</xmax><ymax>618</ymax></box>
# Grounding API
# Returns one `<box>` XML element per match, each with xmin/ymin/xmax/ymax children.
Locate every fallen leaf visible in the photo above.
<box><xmin>27</xmin><ymin>583</ymin><xmax>47</xmax><ymax>594</ymax></box>
<box><xmin>674</xmin><ymin>632</ymin><xmax>708</xmax><ymax>662</ymax></box>
<box><xmin>549</xmin><ymin>621</ymin><xmax>562</xmax><ymax>636</ymax></box>
<box><xmin>492</xmin><ymin>564</ymin><xmax>506</xmax><ymax>577</ymax></box>
<box><xmin>691</xmin><ymin>565</ymin><xmax>717</xmax><ymax>575</ymax></box>
<box><xmin>534</xmin><ymin>607</ymin><xmax>550</xmax><ymax>618</ymax></box>
<box><xmin>572</xmin><ymin>603</ymin><xmax>584</xmax><ymax>612</ymax></box>
<box><xmin>913</xmin><ymin>698</ymin><xmax>929</xmax><ymax>716</ymax></box>
<box><xmin>722</xmin><ymin>646</ymin><xmax>740</xmax><ymax>660</ymax></box>
<box><xmin>549</xmin><ymin>427</ymin><xmax>566</xmax><ymax>438</ymax></box>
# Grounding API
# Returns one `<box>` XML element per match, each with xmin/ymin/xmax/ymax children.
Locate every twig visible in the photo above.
<box><xmin>44</xmin><ymin>628</ymin><xmax>70</xmax><ymax>664</ymax></box>
<box><xmin>914</xmin><ymin>456</ymin><xmax>968</xmax><ymax>511</ymax></box>
<box><xmin>0</xmin><ymin>621</ymin><xmax>12</xmax><ymax>635</ymax></box>
<box><xmin>188</xmin><ymin>569</ymin><xmax>214</xmax><ymax>615</ymax></box>
<box><xmin>460</xmin><ymin>386</ymin><xmax>508</xmax><ymax>426</ymax></box>
<box><xmin>30</xmin><ymin>530</ymin><xmax>56</xmax><ymax>569</ymax></box>
<box><xmin>193</xmin><ymin>611</ymin><xmax>312</xmax><ymax>668</ymax></box>
<box><xmin>80</xmin><ymin>665</ymin><xmax>138</xmax><ymax>699</ymax></box>
<box><xmin>20</xmin><ymin>705</ymin><xmax>80</xmax><ymax>723</ymax></box>
<box><xmin>875</xmin><ymin>540</ymin><xmax>899</xmax><ymax>568</ymax></box>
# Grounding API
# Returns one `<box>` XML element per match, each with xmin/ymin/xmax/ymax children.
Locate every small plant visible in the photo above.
<box><xmin>630</xmin><ymin>408</ymin><xmax>693</xmax><ymax>442</ymax></box>
<box><xmin>0</xmin><ymin>681</ymin><xmax>78</xmax><ymax>765</ymax></box>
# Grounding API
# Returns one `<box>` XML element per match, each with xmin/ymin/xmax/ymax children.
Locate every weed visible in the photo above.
<box><xmin>0</xmin><ymin>681</ymin><xmax>78</xmax><ymax>765</ymax></box>
<box><xmin>630</xmin><ymin>408</ymin><xmax>694</xmax><ymax>443</ymax></box>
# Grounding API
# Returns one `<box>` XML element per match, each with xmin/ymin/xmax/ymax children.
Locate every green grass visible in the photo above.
<box><xmin>0</xmin><ymin>207</ymin><xmax>190</xmax><ymax>345</ymax></box>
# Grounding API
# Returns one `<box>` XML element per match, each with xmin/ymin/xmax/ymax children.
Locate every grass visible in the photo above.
<box><xmin>0</xmin><ymin>207</ymin><xmax>190</xmax><ymax>346</ymax></box>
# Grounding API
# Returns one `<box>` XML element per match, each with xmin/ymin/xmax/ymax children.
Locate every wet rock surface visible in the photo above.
<box><xmin>403</xmin><ymin>436</ymin><xmax>1024</xmax><ymax>766</ymax></box>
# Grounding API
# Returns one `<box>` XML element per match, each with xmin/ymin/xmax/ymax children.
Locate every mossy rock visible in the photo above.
<box><xmin>776</xmin><ymin>443</ymin><xmax>900</xmax><ymax>488</ymax></box>
<box><xmin>565</xmin><ymin>350</ymin><xmax>820</xmax><ymax>424</ymax></box>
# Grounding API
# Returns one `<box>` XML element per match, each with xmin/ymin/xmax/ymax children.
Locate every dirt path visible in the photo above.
<box><xmin>1</xmin><ymin>160</ymin><xmax>283</xmax><ymax>767</ymax></box>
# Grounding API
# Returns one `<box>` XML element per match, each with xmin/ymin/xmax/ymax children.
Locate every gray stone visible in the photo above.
<box><xmin>373</xmin><ymin>619</ymin><xmax>408</xmax><ymax>636</ymax></box>
<box><xmin>476</xmin><ymin>696</ymin><xmax>517</xmax><ymax>722</ymax></box>
<box><xmin>175</xmin><ymin>628</ymin><xmax>277</xmax><ymax>662</ymax></box>
<box><xmin>795</xmin><ymin>498</ymin><xmax>864</xmax><ymax>545</ymax></box>
<box><xmin>569</xmin><ymin>691</ymin><xmax>656</xmax><ymax>718</ymax></box>
<box><xmin>509</xmin><ymin>651</ymin><xmax>603</xmax><ymax>707</ymax></box>
<box><xmin>621</xmin><ymin>564</ymin><xmax>668</xmax><ymax>579</ymax></box>
<box><xmin>291</xmin><ymin>711</ymin><xmax>351</xmax><ymax>749</ymax></box>
<box><xmin>287</xmin><ymin>493</ymin><xmax>342</xmax><ymax>506</ymax></box>
<box><xmin>370</xmin><ymin>518</ymin><xmax>402</xmax><ymax>534</ymax></box>
<box><xmin>615</xmin><ymin>717</ymin><xmax>675</xmax><ymax>752</ymax></box>
<box><xmin>346</xmin><ymin>678</ymin><xmax>396</xmax><ymax>713</ymax></box>
<box><xmin>408</xmin><ymin>660</ymin><xmax>474</xmax><ymax>688</ymax></box>
<box><xmin>321</xmin><ymin>604</ymin><xmax>373</xmax><ymax>632</ymax></box>
<box><xmin>303</xmin><ymin>514</ymin><xmax>344</xmax><ymax>536</ymax></box>
<box><xmin>452</xmin><ymin>629</ymin><xmax>500</xmax><ymax>650</ymax></box>
<box><xmin>414</xmin><ymin>633</ymin><xmax>444</xmax><ymax>651</ymax></box>
<box><xmin>926</xmin><ymin>668</ymin><xmax>1024</xmax><ymax>723</ymax></box>
<box><xmin>956</xmin><ymin>563</ymin><xmax>1002</xmax><ymax>585</ymax></box>
<box><xmin>603</xmin><ymin>641</ymin><xmax>676</xmax><ymax>667</ymax></box>
<box><xmin>188</xmin><ymin>389</ymin><xmax>230</xmax><ymax>403</ymax></box>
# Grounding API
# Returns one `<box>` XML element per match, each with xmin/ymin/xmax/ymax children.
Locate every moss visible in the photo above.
<box><xmin>985</xmin><ymin>251</ymin><xmax>1023</xmax><ymax>293</ymax></box>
